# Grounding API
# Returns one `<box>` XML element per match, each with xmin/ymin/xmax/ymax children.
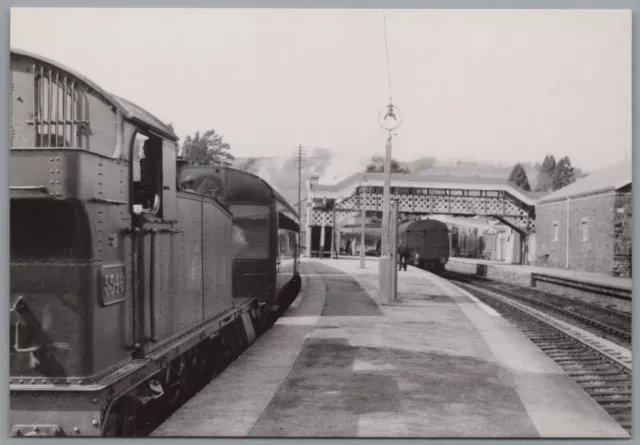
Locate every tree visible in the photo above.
<box><xmin>534</xmin><ymin>154</ymin><xmax>557</xmax><ymax>192</ymax></box>
<box><xmin>508</xmin><ymin>163</ymin><xmax>532</xmax><ymax>191</ymax></box>
<box><xmin>573</xmin><ymin>166</ymin><xmax>588</xmax><ymax>180</ymax></box>
<box><xmin>552</xmin><ymin>156</ymin><xmax>577</xmax><ymax>191</ymax></box>
<box><xmin>410</xmin><ymin>156</ymin><xmax>437</xmax><ymax>172</ymax></box>
<box><xmin>365</xmin><ymin>156</ymin><xmax>410</xmax><ymax>174</ymax></box>
<box><xmin>181</xmin><ymin>129</ymin><xmax>235</xmax><ymax>167</ymax></box>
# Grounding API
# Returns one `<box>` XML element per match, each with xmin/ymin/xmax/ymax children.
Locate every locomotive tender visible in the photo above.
<box><xmin>9</xmin><ymin>48</ymin><xmax>300</xmax><ymax>436</ymax></box>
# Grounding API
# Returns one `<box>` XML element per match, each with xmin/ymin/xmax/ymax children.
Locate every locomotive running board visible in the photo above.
<box><xmin>10</xmin><ymin>185</ymin><xmax>52</xmax><ymax>199</ymax></box>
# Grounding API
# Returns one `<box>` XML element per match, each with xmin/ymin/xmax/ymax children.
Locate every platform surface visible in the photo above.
<box><xmin>152</xmin><ymin>258</ymin><xmax>628</xmax><ymax>438</ymax></box>
<box><xmin>448</xmin><ymin>257</ymin><xmax>632</xmax><ymax>290</ymax></box>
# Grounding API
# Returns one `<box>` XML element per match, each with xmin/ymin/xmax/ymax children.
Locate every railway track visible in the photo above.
<box><xmin>444</xmin><ymin>271</ymin><xmax>632</xmax><ymax>348</ymax></box>
<box><xmin>454</xmin><ymin>281</ymin><xmax>632</xmax><ymax>435</ymax></box>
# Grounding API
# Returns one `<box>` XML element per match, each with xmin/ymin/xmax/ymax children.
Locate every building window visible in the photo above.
<box><xmin>580</xmin><ymin>218</ymin><xmax>588</xmax><ymax>242</ymax></box>
<box><xmin>552</xmin><ymin>222</ymin><xmax>559</xmax><ymax>242</ymax></box>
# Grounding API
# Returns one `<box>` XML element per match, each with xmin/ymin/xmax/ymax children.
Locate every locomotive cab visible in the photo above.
<box><xmin>9</xmin><ymin>48</ymin><xmax>179</xmax><ymax>381</ymax></box>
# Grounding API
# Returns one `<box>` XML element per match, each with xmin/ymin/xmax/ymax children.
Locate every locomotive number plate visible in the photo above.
<box><xmin>100</xmin><ymin>265</ymin><xmax>126</xmax><ymax>306</ymax></box>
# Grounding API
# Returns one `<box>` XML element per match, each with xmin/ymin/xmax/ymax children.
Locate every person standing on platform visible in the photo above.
<box><xmin>398</xmin><ymin>242</ymin><xmax>410</xmax><ymax>271</ymax></box>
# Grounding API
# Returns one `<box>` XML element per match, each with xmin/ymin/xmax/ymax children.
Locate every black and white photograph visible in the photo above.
<box><xmin>8</xmin><ymin>7</ymin><xmax>632</xmax><ymax>438</ymax></box>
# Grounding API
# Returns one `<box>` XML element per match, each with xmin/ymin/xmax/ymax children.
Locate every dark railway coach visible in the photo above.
<box><xmin>177</xmin><ymin>166</ymin><xmax>302</xmax><ymax>312</ymax></box>
<box><xmin>398</xmin><ymin>219</ymin><xmax>451</xmax><ymax>273</ymax></box>
<box><xmin>9</xmin><ymin>48</ymin><xmax>299</xmax><ymax>436</ymax></box>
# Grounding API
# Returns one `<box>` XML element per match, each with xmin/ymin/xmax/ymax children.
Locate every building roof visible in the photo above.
<box><xmin>537</xmin><ymin>160</ymin><xmax>631</xmax><ymax>204</ymax></box>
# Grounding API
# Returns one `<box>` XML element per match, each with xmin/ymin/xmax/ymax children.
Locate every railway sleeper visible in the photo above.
<box><xmin>562</xmin><ymin>365</ymin><xmax>621</xmax><ymax>373</ymax></box>
<box><xmin>586</xmin><ymin>389</ymin><xmax>632</xmax><ymax>397</ymax></box>
<box><xmin>580</xmin><ymin>381</ymin><xmax>632</xmax><ymax>389</ymax></box>
<box><xmin>546</xmin><ymin>353</ymin><xmax>603</xmax><ymax>360</ymax></box>
<box><xmin>573</xmin><ymin>375</ymin><xmax>631</xmax><ymax>383</ymax></box>
<box><xmin>599</xmin><ymin>404</ymin><xmax>633</xmax><ymax>412</ymax></box>
<box><xmin>554</xmin><ymin>358</ymin><xmax>613</xmax><ymax>365</ymax></box>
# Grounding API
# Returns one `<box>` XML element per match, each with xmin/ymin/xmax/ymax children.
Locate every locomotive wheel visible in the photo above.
<box><xmin>164</xmin><ymin>356</ymin><xmax>188</xmax><ymax>406</ymax></box>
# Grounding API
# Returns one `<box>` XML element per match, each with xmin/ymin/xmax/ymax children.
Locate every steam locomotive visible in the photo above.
<box><xmin>9</xmin><ymin>48</ymin><xmax>300</xmax><ymax>436</ymax></box>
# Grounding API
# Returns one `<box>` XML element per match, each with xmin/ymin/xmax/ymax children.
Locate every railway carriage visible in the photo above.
<box><xmin>398</xmin><ymin>219</ymin><xmax>450</xmax><ymax>273</ymax></box>
<box><xmin>9</xmin><ymin>48</ymin><xmax>299</xmax><ymax>437</ymax></box>
<box><xmin>176</xmin><ymin>166</ymin><xmax>302</xmax><ymax>314</ymax></box>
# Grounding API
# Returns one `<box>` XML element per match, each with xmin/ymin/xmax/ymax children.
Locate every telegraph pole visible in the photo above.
<box><xmin>292</xmin><ymin>145</ymin><xmax>307</xmax><ymax>258</ymax></box>
<box><xmin>297</xmin><ymin>145</ymin><xmax>303</xmax><ymax>220</ymax></box>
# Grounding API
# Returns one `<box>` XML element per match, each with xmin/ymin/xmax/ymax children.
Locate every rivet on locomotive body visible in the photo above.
<box><xmin>30</xmin><ymin>379</ymin><xmax>35</xmax><ymax>384</ymax></box>
<box><xmin>19</xmin><ymin>379</ymin><xmax>23</xmax><ymax>384</ymax></box>
<box><xmin>73</xmin><ymin>427</ymin><xmax>80</xmax><ymax>434</ymax></box>
<box><xmin>92</xmin><ymin>397</ymin><xmax>99</xmax><ymax>404</ymax></box>
<box><xmin>92</xmin><ymin>419</ymin><xmax>99</xmax><ymax>427</ymax></box>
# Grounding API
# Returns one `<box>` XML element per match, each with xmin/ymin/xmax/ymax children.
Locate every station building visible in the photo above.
<box><xmin>534</xmin><ymin>160</ymin><xmax>632</xmax><ymax>277</ymax></box>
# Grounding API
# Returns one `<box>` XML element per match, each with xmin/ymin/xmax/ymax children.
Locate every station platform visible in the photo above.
<box><xmin>152</xmin><ymin>258</ymin><xmax>628</xmax><ymax>438</ymax></box>
<box><xmin>447</xmin><ymin>257</ymin><xmax>632</xmax><ymax>292</ymax></box>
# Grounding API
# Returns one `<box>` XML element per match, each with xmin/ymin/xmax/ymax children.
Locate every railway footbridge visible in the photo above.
<box><xmin>301</xmin><ymin>172</ymin><xmax>543</xmax><ymax>263</ymax></box>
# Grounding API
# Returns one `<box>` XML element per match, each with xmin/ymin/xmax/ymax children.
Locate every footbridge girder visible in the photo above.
<box><xmin>300</xmin><ymin>173</ymin><xmax>540</xmax><ymax>259</ymax></box>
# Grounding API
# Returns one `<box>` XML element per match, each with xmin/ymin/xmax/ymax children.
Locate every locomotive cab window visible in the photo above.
<box><xmin>132</xmin><ymin>132</ymin><xmax>163</xmax><ymax>215</ymax></box>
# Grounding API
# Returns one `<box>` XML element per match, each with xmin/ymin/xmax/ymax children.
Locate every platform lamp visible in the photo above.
<box><xmin>377</xmin><ymin>102</ymin><xmax>403</xmax><ymax>304</ymax></box>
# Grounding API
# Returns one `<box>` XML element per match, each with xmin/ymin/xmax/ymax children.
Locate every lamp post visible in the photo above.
<box><xmin>359</xmin><ymin>175</ymin><xmax>368</xmax><ymax>268</ymax></box>
<box><xmin>377</xmin><ymin>102</ymin><xmax>403</xmax><ymax>304</ymax></box>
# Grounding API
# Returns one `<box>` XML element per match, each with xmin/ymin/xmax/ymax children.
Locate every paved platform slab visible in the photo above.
<box><xmin>153</xmin><ymin>259</ymin><xmax>628</xmax><ymax>438</ymax></box>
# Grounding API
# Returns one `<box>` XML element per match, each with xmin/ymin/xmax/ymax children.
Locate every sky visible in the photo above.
<box><xmin>11</xmin><ymin>8</ymin><xmax>631</xmax><ymax>172</ymax></box>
